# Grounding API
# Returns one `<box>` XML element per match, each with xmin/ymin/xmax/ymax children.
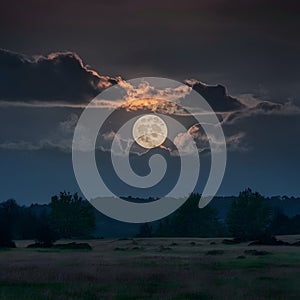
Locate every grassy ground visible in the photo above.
<box><xmin>0</xmin><ymin>236</ymin><xmax>300</xmax><ymax>299</ymax></box>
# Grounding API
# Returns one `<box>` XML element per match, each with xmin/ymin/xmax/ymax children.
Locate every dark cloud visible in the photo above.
<box><xmin>0</xmin><ymin>49</ymin><xmax>247</xmax><ymax>115</ymax></box>
<box><xmin>0</xmin><ymin>49</ymin><xmax>228</xmax><ymax>111</ymax></box>
<box><xmin>185</xmin><ymin>79</ymin><xmax>245</xmax><ymax>112</ymax></box>
<box><xmin>0</xmin><ymin>49</ymin><xmax>117</xmax><ymax>103</ymax></box>
<box><xmin>0</xmin><ymin>48</ymin><xmax>298</xmax><ymax>157</ymax></box>
<box><xmin>255</xmin><ymin>101</ymin><xmax>282</xmax><ymax>111</ymax></box>
<box><xmin>224</xmin><ymin>98</ymin><xmax>300</xmax><ymax>124</ymax></box>
<box><xmin>1</xmin><ymin>48</ymin><xmax>299</xmax><ymax>123</ymax></box>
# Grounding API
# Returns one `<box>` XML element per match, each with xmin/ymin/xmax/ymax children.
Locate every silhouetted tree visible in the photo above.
<box><xmin>226</xmin><ymin>188</ymin><xmax>272</xmax><ymax>241</ymax></box>
<box><xmin>155</xmin><ymin>193</ymin><xmax>226</xmax><ymax>237</ymax></box>
<box><xmin>290</xmin><ymin>215</ymin><xmax>300</xmax><ymax>234</ymax></box>
<box><xmin>0</xmin><ymin>199</ymin><xmax>19</xmax><ymax>247</ymax></box>
<box><xmin>15</xmin><ymin>207</ymin><xmax>38</xmax><ymax>239</ymax></box>
<box><xmin>35</xmin><ymin>212</ymin><xmax>58</xmax><ymax>247</ymax></box>
<box><xmin>270</xmin><ymin>208</ymin><xmax>291</xmax><ymax>235</ymax></box>
<box><xmin>136</xmin><ymin>223</ymin><xmax>153</xmax><ymax>237</ymax></box>
<box><xmin>49</xmin><ymin>192</ymin><xmax>95</xmax><ymax>239</ymax></box>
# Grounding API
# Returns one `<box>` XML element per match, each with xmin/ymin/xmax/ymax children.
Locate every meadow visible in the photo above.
<box><xmin>0</xmin><ymin>236</ymin><xmax>300</xmax><ymax>299</ymax></box>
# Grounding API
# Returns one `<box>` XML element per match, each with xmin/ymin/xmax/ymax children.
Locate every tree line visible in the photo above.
<box><xmin>1</xmin><ymin>188</ymin><xmax>300</xmax><ymax>247</ymax></box>
<box><xmin>137</xmin><ymin>189</ymin><xmax>300</xmax><ymax>241</ymax></box>
<box><xmin>0</xmin><ymin>192</ymin><xmax>95</xmax><ymax>247</ymax></box>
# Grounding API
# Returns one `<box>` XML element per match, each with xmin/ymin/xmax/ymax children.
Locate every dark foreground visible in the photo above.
<box><xmin>0</xmin><ymin>236</ymin><xmax>300</xmax><ymax>299</ymax></box>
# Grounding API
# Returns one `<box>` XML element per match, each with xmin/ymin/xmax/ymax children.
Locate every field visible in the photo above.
<box><xmin>0</xmin><ymin>236</ymin><xmax>300</xmax><ymax>299</ymax></box>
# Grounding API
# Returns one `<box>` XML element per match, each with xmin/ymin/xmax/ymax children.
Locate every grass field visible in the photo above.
<box><xmin>0</xmin><ymin>236</ymin><xmax>300</xmax><ymax>299</ymax></box>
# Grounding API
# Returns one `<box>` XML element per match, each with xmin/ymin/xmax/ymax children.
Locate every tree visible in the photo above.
<box><xmin>136</xmin><ymin>223</ymin><xmax>153</xmax><ymax>237</ymax></box>
<box><xmin>270</xmin><ymin>208</ymin><xmax>291</xmax><ymax>235</ymax></box>
<box><xmin>16</xmin><ymin>207</ymin><xmax>38</xmax><ymax>239</ymax></box>
<box><xmin>0</xmin><ymin>199</ymin><xmax>19</xmax><ymax>247</ymax></box>
<box><xmin>226</xmin><ymin>188</ymin><xmax>272</xmax><ymax>241</ymax></box>
<box><xmin>290</xmin><ymin>215</ymin><xmax>300</xmax><ymax>234</ymax></box>
<box><xmin>155</xmin><ymin>193</ymin><xmax>226</xmax><ymax>237</ymax></box>
<box><xmin>34</xmin><ymin>211</ymin><xmax>58</xmax><ymax>247</ymax></box>
<box><xmin>49</xmin><ymin>192</ymin><xmax>95</xmax><ymax>239</ymax></box>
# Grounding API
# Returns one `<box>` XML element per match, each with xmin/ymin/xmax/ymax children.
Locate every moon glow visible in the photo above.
<box><xmin>132</xmin><ymin>114</ymin><xmax>168</xmax><ymax>149</ymax></box>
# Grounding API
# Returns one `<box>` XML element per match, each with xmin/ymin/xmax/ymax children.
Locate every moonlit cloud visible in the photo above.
<box><xmin>0</xmin><ymin>49</ymin><xmax>118</xmax><ymax>104</ymax></box>
<box><xmin>1</xmin><ymin>49</ymin><xmax>300</xmax><ymax>156</ymax></box>
<box><xmin>1</xmin><ymin>48</ymin><xmax>299</xmax><ymax>123</ymax></box>
<box><xmin>169</xmin><ymin>124</ymin><xmax>246</xmax><ymax>156</ymax></box>
<box><xmin>118</xmin><ymin>79</ymin><xmax>192</xmax><ymax>102</ymax></box>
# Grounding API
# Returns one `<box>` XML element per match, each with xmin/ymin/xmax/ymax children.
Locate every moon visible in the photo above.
<box><xmin>132</xmin><ymin>114</ymin><xmax>168</xmax><ymax>149</ymax></box>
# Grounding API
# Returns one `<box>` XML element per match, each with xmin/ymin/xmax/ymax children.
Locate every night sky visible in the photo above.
<box><xmin>0</xmin><ymin>0</ymin><xmax>300</xmax><ymax>204</ymax></box>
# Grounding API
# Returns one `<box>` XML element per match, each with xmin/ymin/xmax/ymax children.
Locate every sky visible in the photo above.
<box><xmin>0</xmin><ymin>0</ymin><xmax>300</xmax><ymax>204</ymax></box>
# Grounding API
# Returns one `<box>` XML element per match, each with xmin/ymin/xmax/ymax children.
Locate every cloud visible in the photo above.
<box><xmin>184</xmin><ymin>80</ymin><xmax>300</xmax><ymax>125</ymax></box>
<box><xmin>1</xmin><ymin>49</ymin><xmax>300</xmax><ymax>156</ymax></box>
<box><xmin>99</xmin><ymin>130</ymin><xmax>150</xmax><ymax>156</ymax></box>
<box><xmin>117</xmin><ymin>79</ymin><xmax>192</xmax><ymax>115</ymax></box>
<box><xmin>0</xmin><ymin>49</ymin><xmax>118</xmax><ymax>104</ymax></box>
<box><xmin>0</xmin><ymin>113</ymin><xmax>78</xmax><ymax>152</ymax></box>
<box><xmin>118</xmin><ymin>79</ymin><xmax>246</xmax><ymax>116</ymax></box>
<box><xmin>185</xmin><ymin>79</ymin><xmax>245</xmax><ymax>112</ymax></box>
<box><xmin>0</xmin><ymin>139</ymin><xmax>72</xmax><ymax>152</ymax></box>
<box><xmin>169</xmin><ymin>123</ymin><xmax>247</xmax><ymax>156</ymax></box>
<box><xmin>1</xmin><ymin>48</ymin><xmax>299</xmax><ymax>122</ymax></box>
<box><xmin>0</xmin><ymin>113</ymin><xmax>148</xmax><ymax>155</ymax></box>
<box><xmin>58</xmin><ymin>113</ymin><xmax>78</xmax><ymax>134</ymax></box>
<box><xmin>119</xmin><ymin>79</ymin><xmax>191</xmax><ymax>102</ymax></box>
<box><xmin>223</xmin><ymin>94</ymin><xmax>300</xmax><ymax>124</ymax></box>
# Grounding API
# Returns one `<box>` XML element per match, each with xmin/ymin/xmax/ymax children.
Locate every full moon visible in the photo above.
<box><xmin>132</xmin><ymin>114</ymin><xmax>168</xmax><ymax>149</ymax></box>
